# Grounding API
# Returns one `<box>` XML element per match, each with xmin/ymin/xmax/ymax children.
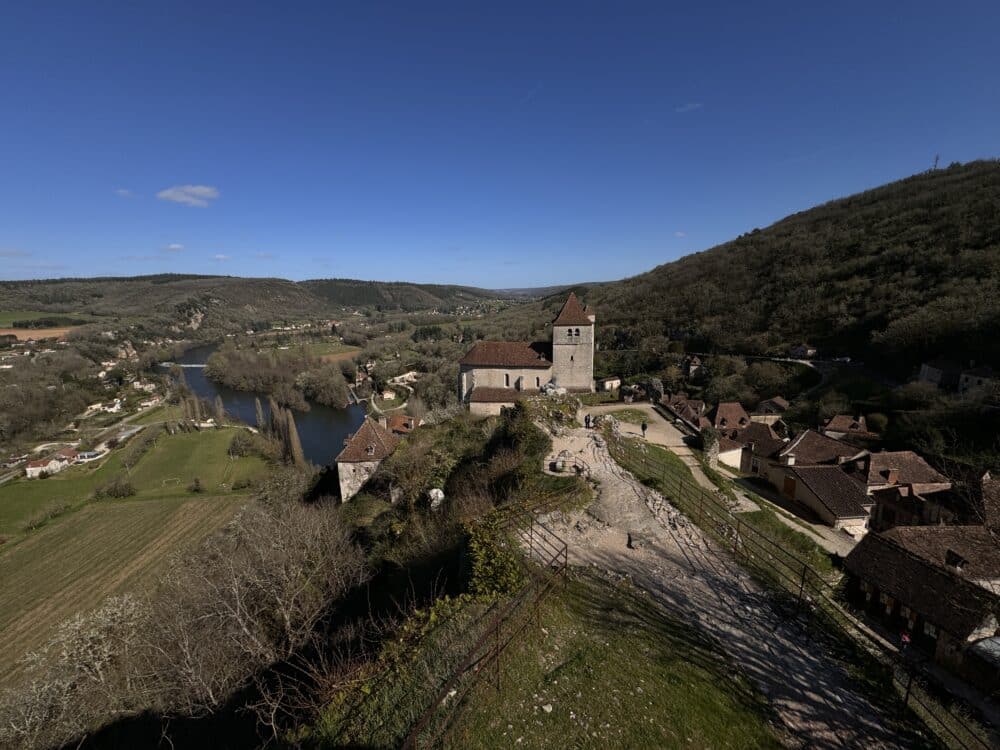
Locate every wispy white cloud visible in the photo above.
<box><xmin>0</xmin><ymin>249</ymin><xmax>31</xmax><ymax>258</ymax></box>
<box><xmin>115</xmin><ymin>188</ymin><xmax>134</xmax><ymax>198</ymax></box>
<box><xmin>163</xmin><ymin>243</ymin><xmax>184</xmax><ymax>252</ymax></box>
<box><xmin>674</xmin><ymin>231</ymin><xmax>686</xmax><ymax>238</ymax></box>
<box><xmin>254</xmin><ymin>251</ymin><xmax>274</xmax><ymax>259</ymax></box>
<box><xmin>212</xmin><ymin>253</ymin><xmax>231</xmax><ymax>262</ymax></box>
<box><xmin>674</xmin><ymin>102</ymin><xmax>703</xmax><ymax>114</ymax></box>
<box><xmin>157</xmin><ymin>184</ymin><xmax>220</xmax><ymax>208</ymax></box>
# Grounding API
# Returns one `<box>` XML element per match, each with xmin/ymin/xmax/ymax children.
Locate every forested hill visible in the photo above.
<box><xmin>0</xmin><ymin>275</ymin><xmax>517</xmax><ymax>331</ymax></box>
<box><xmin>586</xmin><ymin>159</ymin><xmax>1000</xmax><ymax>373</ymax></box>
<box><xmin>299</xmin><ymin>278</ymin><xmax>502</xmax><ymax>311</ymax></box>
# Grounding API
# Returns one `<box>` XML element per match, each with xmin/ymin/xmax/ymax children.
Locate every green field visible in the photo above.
<box><xmin>0</xmin><ymin>428</ymin><xmax>267</xmax><ymax>536</ymax></box>
<box><xmin>0</xmin><ymin>428</ymin><xmax>268</xmax><ymax>681</ymax></box>
<box><xmin>0</xmin><ymin>494</ymin><xmax>247</xmax><ymax>680</ymax></box>
<box><xmin>131</xmin><ymin>403</ymin><xmax>184</xmax><ymax>425</ymax></box>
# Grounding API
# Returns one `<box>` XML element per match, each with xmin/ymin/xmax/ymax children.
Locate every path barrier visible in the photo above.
<box><xmin>609</xmin><ymin>434</ymin><xmax>995</xmax><ymax>750</ymax></box>
<box><xmin>402</xmin><ymin>511</ymin><xmax>568</xmax><ymax>749</ymax></box>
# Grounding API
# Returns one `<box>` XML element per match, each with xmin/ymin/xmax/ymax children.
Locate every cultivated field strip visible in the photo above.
<box><xmin>0</xmin><ymin>496</ymin><xmax>245</xmax><ymax>681</ymax></box>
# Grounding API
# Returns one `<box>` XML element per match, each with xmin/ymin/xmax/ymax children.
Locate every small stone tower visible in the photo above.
<box><xmin>550</xmin><ymin>293</ymin><xmax>595</xmax><ymax>392</ymax></box>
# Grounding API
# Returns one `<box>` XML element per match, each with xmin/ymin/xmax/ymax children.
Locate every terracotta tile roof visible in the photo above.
<box><xmin>468</xmin><ymin>387</ymin><xmax>525</xmax><ymax>403</ymax></box>
<box><xmin>552</xmin><ymin>293</ymin><xmax>594</xmax><ymax>326</ymax></box>
<box><xmin>54</xmin><ymin>447</ymin><xmax>78</xmax><ymax>459</ymax></box>
<box><xmin>847</xmin><ymin>451</ymin><xmax>950</xmax><ymax>489</ymax></box>
<box><xmin>718</xmin><ymin>436</ymin><xmax>743</xmax><ymax>453</ymax></box>
<box><xmin>709</xmin><ymin>402</ymin><xmax>751</xmax><ymax>430</ymax></box>
<box><xmin>336</xmin><ymin>418</ymin><xmax>400</xmax><ymax>463</ymax></box>
<box><xmin>779</xmin><ymin>430</ymin><xmax>857</xmax><ymax>465</ymax></box>
<box><xmin>845</xmin><ymin>527</ymin><xmax>1000</xmax><ymax>639</ymax></box>
<box><xmin>459</xmin><ymin>341</ymin><xmax>552</xmax><ymax>368</ymax></box>
<box><xmin>387</xmin><ymin>415</ymin><xmax>418</xmax><ymax>434</ymax></box>
<box><xmin>823</xmin><ymin>415</ymin><xmax>870</xmax><ymax>434</ymax></box>
<box><xmin>27</xmin><ymin>458</ymin><xmax>52</xmax><ymax>469</ymax></box>
<box><xmin>757</xmin><ymin>396</ymin><xmax>789</xmax><ymax>412</ymax></box>
<box><xmin>788</xmin><ymin>466</ymin><xmax>870</xmax><ymax>519</ymax></box>
<box><xmin>731</xmin><ymin>422</ymin><xmax>785</xmax><ymax>458</ymax></box>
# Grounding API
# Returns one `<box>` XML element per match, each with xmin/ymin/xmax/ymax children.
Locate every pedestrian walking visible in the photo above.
<box><xmin>641</xmin><ymin>420</ymin><xmax>648</xmax><ymax>439</ymax></box>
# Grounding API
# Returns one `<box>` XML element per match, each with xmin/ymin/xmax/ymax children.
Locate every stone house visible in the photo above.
<box><xmin>821</xmin><ymin>414</ymin><xmax>877</xmax><ymax>442</ymax></box>
<box><xmin>596</xmin><ymin>375</ymin><xmax>622</xmax><ymax>392</ymax></box>
<box><xmin>707</xmin><ymin>401</ymin><xmax>751</xmax><ymax>431</ymax></box>
<box><xmin>25</xmin><ymin>457</ymin><xmax>65</xmax><ymax>479</ymax></box>
<box><xmin>458</xmin><ymin>293</ymin><xmax>595</xmax><ymax>415</ymax></box>
<box><xmin>781</xmin><ymin>465</ymin><xmax>872</xmax><ymax>531</ymax></box>
<box><xmin>335</xmin><ymin>418</ymin><xmax>400</xmax><ymax>501</ymax></box>
<box><xmin>789</xmin><ymin>343</ymin><xmax>817</xmax><ymax>359</ymax></box>
<box><xmin>840</xmin><ymin>450</ymin><xmax>951</xmax><ymax>496</ymax></box>
<box><xmin>844</xmin><ymin>526</ymin><xmax>1000</xmax><ymax>694</ymax></box>
<box><xmin>959</xmin><ymin>366</ymin><xmax>997</xmax><ymax>396</ymax></box>
<box><xmin>918</xmin><ymin>360</ymin><xmax>961</xmax><ymax>390</ymax></box>
<box><xmin>869</xmin><ymin>472</ymin><xmax>999</xmax><ymax>533</ymax></box>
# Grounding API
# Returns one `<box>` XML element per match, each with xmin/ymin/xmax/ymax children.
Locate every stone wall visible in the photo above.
<box><xmin>458</xmin><ymin>364</ymin><xmax>552</xmax><ymax>401</ymax></box>
<box><xmin>338</xmin><ymin>460</ymin><xmax>381</xmax><ymax>501</ymax></box>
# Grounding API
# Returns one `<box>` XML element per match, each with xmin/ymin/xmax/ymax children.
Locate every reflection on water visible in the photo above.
<box><xmin>162</xmin><ymin>344</ymin><xmax>366</xmax><ymax>467</ymax></box>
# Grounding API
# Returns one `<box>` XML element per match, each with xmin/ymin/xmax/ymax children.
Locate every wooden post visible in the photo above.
<box><xmin>797</xmin><ymin>564</ymin><xmax>807</xmax><ymax>609</ymax></box>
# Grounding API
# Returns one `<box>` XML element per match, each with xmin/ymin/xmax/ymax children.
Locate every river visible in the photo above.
<box><xmin>162</xmin><ymin>344</ymin><xmax>366</xmax><ymax>467</ymax></box>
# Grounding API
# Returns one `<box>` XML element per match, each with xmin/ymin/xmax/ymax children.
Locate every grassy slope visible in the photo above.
<box><xmin>448</xmin><ymin>573</ymin><xmax>784</xmax><ymax>749</ymax></box>
<box><xmin>0</xmin><ymin>428</ymin><xmax>265</xmax><ymax>536</ymax></box>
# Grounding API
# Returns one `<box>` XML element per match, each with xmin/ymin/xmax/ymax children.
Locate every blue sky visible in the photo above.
<box><xmin>2</xmin><ymin>2</ymin><xmax>998</xmax><ymax>287</ymax></box>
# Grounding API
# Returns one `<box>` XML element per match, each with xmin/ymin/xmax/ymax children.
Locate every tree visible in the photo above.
<box><xmin>214</xmin><ymin>395</ymin><xmax>226</xmax><ymax>424</ymax></box>
<box><xmin>255</xmin><ymin>397</ymin><xmax>266</xmax><ymax>433</ymax></box>
<box><xmin>286</xmin><ymin>411</ymin><xmax>306</xmax><ymax>468</ymax></box>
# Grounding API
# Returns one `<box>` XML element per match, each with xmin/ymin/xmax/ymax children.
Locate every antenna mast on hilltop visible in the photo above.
<box><xmin>932</xmin><ymin>154</ymin><xmax>940</xmax><ymax>171</ymax></box>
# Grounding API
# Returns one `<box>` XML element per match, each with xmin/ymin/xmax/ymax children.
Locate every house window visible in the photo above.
<box><xmin>924</xmin><ymin>622</ymin><xmax>938</xmax><ymax>638</ymax></box>
<box><xmin>535</xmin><ymin>376</ymin><xmax>540</xmax><ymax>388</ymax></box>
<box><xmin>574</xmin><ymin>328</ymin><xmax>580</xmax><ymax>337</ymax></box>
<box><xmin>570</xmin><ymin>355</ymin><xmax>574</xmax><ymax>362</ymax></box>
<box><xmin>504</xmin><ymin>373</ymin><xmax>510</xmax><ymax>388</ymax></box>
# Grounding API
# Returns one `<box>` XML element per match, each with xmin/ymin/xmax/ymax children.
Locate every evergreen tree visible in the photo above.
<box><xmin>255</xmin><ymin>397</ymin><xmax>266</xmax><ymax>432</ymax></box>
<box><xmin>286</xmin><ymin>410</ymin><xmax>306</xmax><ymax>468</ymax></box>
<box><xmin>214</xmin><ymin>395</ymin><xmax>226</xmax><ymax>424</ymax></box>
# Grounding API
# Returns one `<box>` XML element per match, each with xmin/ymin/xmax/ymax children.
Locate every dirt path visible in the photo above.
<box><xmin>541</xmin><ymin>425</ymin><xmax>915</xmax><ymax>749</ymax></box>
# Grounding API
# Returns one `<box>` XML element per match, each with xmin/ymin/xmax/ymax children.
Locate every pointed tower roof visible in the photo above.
<box><xmin>553</xmin><ymin>292</ymin><xmax>594</xmax><ymax>326</ymax></box>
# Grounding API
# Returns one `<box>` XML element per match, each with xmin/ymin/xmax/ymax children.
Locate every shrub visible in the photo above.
<box><xmin>188</xmin><ymin>477</ymin><xmax>203</xmax><ymax>493</ymax></box>
<box><xmin>467</xmin><ymin>514</ymin><xmax>524</xmax><ymax>596</ymax></box>
<box><xmin>95</xmin><ymin>474</ymin><xmax>135</xmax><ymax>499</ymax></box>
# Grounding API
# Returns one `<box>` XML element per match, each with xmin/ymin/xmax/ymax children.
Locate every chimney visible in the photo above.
<box><xmin>945</xmin><ymin>549</ymin><xmax>967</xmax><ymax>575</ymax></box>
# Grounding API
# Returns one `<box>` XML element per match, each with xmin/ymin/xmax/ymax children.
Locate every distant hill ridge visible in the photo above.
<box><xmin>577</xmin><ymin>159</ymin><xmax>1000</xmax><ymax>372</ymax></box>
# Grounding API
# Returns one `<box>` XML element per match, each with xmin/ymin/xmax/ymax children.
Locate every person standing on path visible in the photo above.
<box><xmin>641</xmin><ymin>420</ymin><xmax>648</xmax><ymax>439</ymax></box>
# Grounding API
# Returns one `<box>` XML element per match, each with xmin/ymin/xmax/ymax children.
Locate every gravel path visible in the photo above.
<box><xmin>542</xmin><ymin>425</ymin><xmax>916</xmax><ymax>749</ymax></box>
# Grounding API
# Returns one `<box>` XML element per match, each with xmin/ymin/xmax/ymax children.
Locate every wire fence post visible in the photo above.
<box><xmin>797</xmin><ymin>563</ymin><xmax>808</xmax><ymax>609</ymax></box>
<box><xmin>900</xmin><ymin>668</ymin><xmax>914</xmax><ymax>717</ymax></box>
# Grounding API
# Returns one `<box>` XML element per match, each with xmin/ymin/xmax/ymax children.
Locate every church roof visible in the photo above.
<box><xmin>468</xmin><ymin>387</ymin><xmax>526</xmax><ymax>403</ymax></box>
<box><xmin>459</xmin><ymin>341</ymin><xmax>552</xmax><ymax>368</ymax></box>
<box><xmin>336</xmin><ymin>418</ymin><xmax>400</xmax><ymax>463</ymax></box>
<box><xmin>553</xmin><ymin>293</ymin><xmax>594</xmax><ymax>326</ymax></box>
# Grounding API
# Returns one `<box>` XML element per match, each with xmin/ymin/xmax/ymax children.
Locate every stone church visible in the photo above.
<box><xmin>458</xmin><ymin>293</ymin><xmax>595</xmax><ymax>415</ymax></box>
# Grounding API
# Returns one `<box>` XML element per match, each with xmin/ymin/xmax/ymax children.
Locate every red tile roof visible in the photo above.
<box><xmin>553</xmin><ymin>293</ymin><xmax>594</xmax><ymax>326</ymax></box>
<box><xmin>788</xmin><ymin>466</ymin><xmax>870</xmax><ymax>519</ymax></box>
<box><xmin>709</xmin><ymin>402</ymin><xmax>751</xmax><ymax>430</ymax></box>
<box><xmin>779</xmin><ymin>430</ymin><xmax>858</xmax><ymax>465</ymax></box>
<box><xmin>847</xmin><ymin>451</ymin><xmax>950</xmax><ymax>489</ymax></box>
<box><xmin>845</xmin><ymin>527</ymin><xmax>1000</xmax><ymax>639</ymax></box>
<box><xmin>468</xmin><ymin>387</ymin><xmax>525</xmax><ymax>403</ymax></box>
<box><xmin>823</xmin><ymin>415</ymin><xmax>871</xmax><ymax>434</ymax></box>
<box><xmin>459</xmin><ymin>341</ymin><xmax>552</xmax><ymax>368</ymax></box>
<box><xmin>335</xmin><ymin>419</ymin><xmax>400</xmax><ymax>463</ymax></box>
<box><xmin>387</xmin><ymin>415</ymin><xmax>418</xmax><ymax>434</ymax></box>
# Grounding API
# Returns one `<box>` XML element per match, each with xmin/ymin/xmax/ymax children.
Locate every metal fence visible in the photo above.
<box><xmin>611</xmin><ymin>437</ymin><xmax>995</xmax><ymax>750</ymax></box>
<box><xmin>402</xmin><ymin>512</ymin><xmax>568</xmax><ymax>749</ymax></box>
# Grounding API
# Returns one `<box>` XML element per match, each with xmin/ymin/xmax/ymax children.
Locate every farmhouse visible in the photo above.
<box><xmin>335</xmin><ymin>417</ymin><xmax>400</xmax><ymax>501</ymax></box>
<box><xmin>959</xmin><ymin>366</ymin><xmax>997</xmax><ymax>396</ymax></box>
<box><xmin>25</xmin><ymin>457</ymin><xmax>64</xmax><ymax>479</ymax></box>
<box><xmin>458</xmin><ymin>293</ymin><xmax>595</xmax><ymax>415</ymax></box>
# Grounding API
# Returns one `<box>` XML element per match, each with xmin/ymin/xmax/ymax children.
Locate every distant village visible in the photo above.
<box><xmin>330</xmin><ymin>295</ymin><xmax>1000</xmax><ymax>703</ymax></box>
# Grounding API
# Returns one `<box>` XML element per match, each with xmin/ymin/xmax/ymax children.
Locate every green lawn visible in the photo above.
<box><xmin>0</xmin><ymin>428</ymin><xmax>266</xmax><ymax>537</ymax></box>
<box><xmin>606</xmin><ymin>408</ymin><xmax>648</xmax><ymax>424</ymax></box>
<box><xmin>131</xmin><ymin>403</ymin><xmax>184</xmax><ymax>425</ymax></box>
<box><xmin>447</xmin><ymin>573</ymin><xmax>784</xmax><ymax>749</ymax></box>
